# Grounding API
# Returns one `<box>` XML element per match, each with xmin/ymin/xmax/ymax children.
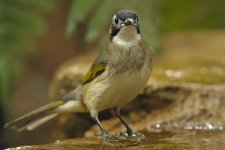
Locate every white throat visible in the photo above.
<box><xmin>112</xmin><ymin>26</ymin><xmax>141</xmax><ymax>47</ymax></box>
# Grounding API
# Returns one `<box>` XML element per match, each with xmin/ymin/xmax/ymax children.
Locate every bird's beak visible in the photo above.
<box><xmin>124</xmin><ymin>18</ymin><xmax>135</xmax><ymax>26</ymax></box>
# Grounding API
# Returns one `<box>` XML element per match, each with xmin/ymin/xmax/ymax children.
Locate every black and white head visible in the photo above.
<box><xmin>110</xmin><ymin>10</ymin><xmax>141</xmax><ymax>45</ymax></box>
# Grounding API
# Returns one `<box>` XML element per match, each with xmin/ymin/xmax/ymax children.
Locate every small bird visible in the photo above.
<box><xmin>5</xmin><ymin>10</ymin><xmax>153</xmax><ymax>139</ymax></box>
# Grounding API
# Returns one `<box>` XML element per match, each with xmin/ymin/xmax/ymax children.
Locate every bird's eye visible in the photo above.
<box><xmin>114</xmin><ymin>18</ymin><xmax>119</xmax><ymax>25</ymax></box>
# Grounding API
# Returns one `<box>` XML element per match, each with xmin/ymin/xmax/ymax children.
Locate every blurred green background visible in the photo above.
<box><xmin>0</xmin><ymin>0</ymin><xmax>225</xmax><ymax>148</ymax></box>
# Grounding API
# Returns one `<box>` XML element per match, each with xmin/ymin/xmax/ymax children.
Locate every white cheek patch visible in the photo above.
<box><xmin>112</xmin><ymin>14</ymin><xmax>116</xmax><ymax>22</ymax></box>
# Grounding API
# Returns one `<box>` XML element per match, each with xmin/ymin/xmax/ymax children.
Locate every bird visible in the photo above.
<box><xmin>5</xmin><ymin>10</ymin><xmax>153</xmax><ymax>139</ymax></box>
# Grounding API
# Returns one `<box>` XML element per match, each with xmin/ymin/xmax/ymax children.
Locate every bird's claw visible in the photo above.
<box><xmin>96</xmin><ymin>132</ymin><xmax>119</xmax><ymax>141</ymax></box>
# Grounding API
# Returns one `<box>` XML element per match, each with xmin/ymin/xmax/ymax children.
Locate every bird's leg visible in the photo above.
<box><xmin>111</xmin><ymin>107</ymin><xmax>144</xmax><ymax>138</ymax></box>
<box><xmin>111</xmin><ymin>108</ymin><xmax>133</xmax><ymax>136</ymax></box>
<box><xmin>94</xmin><ymin>117</ymin><xmax>118</xmax><ymax>140</ymax></box>
<box><xmin>94</xmin><ymin>117</ymin><xmax>108</xmax><ymax>138</ymax></box>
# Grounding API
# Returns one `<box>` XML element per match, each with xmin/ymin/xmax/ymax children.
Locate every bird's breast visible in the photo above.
<box><xmin>109</xmin><ymin>41</ymin><xmax>147</xmax><ymax>75</ymax></box>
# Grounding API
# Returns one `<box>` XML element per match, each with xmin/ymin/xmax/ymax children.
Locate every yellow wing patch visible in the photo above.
<box><xmin>82</xmin><ymin>64</ymin><xmax>106</xmax><ymax>84</ymax></box>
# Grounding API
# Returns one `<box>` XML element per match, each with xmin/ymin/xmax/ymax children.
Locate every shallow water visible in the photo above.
<box><xmin>7</xmin><ymin>129</ymin><xmax>225</xmax><ymax>150</ymax></box>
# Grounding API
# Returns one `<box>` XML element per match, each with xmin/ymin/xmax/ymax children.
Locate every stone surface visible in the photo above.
<box><xmin>7</xmin><ymin>130</ymin><xmax>225</xmax><ymax>150</ymax></box>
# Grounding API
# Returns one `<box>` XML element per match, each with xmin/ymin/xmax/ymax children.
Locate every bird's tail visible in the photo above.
<box><xmin>4</xmin><ymin>101</ymin><xmax>65</xmax><ymax>132</ymax></box>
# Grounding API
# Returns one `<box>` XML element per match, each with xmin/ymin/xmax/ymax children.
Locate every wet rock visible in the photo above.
<box><xmin>7</xmin><ymin>130</ymin><xmax>225</xmax><ymax>150</ymax></box>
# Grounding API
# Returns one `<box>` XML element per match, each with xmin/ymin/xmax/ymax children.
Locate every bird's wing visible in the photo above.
<box><xmin>61</xmin><ymin>50</ymin><xmax>109</xmax><ymax>101</ymax></box>
<box><xmin>82</xmin><ymin>50</ymin><xmax>109</xmax><ymax>84</ymax></box>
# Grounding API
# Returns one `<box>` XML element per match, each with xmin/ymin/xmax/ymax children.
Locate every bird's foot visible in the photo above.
<box><xmin>96</xmin><ymin>131</ymin><xmax>119</xmax><ymax>141</ymax></box>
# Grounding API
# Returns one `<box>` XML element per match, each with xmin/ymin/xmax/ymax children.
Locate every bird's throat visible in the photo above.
<box><xmin>113</xmin><ymin>26</ymin><xmax>141</xmax><ymax>46</ymax></box>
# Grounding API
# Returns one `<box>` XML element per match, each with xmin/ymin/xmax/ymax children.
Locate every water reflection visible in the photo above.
<box><xmin>148</xmin><ymin>122</ymin><xmax>224</xmax><ymax>132</ymax></box>
<box><xmin>184</xmin><ymin>122</ymin><xmax>223</xmax><ymax>130</ymax></box>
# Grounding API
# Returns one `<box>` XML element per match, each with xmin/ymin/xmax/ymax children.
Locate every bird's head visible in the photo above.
<box><xmin>110</xmin><ymin>10</ymin><xmax>141</xmax><ymax>45</ymax></box>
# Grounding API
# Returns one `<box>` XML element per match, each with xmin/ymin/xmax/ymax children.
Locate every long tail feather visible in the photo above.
<box><xmin>4</xmin><ymin>101</ymin><xmax>65</xmax><ymax>131</ymax></box>
<box><xmin>17</xmin><ymin>113</ymin><xmax>58</xmax><ymax>132</ymax></box>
